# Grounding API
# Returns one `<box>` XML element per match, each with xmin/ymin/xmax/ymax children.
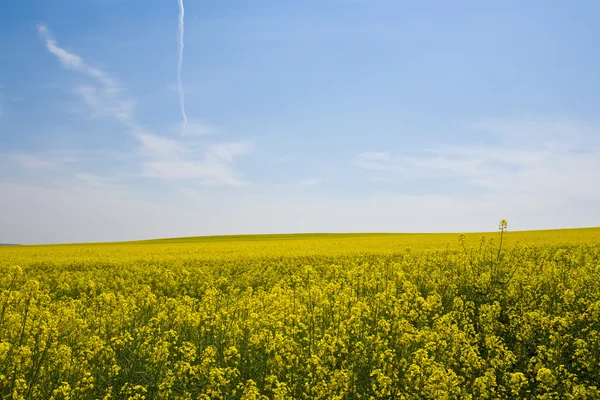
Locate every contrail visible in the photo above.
<box><xmin>177</xmin><ymin>0</ymin><xmax>188</xmax><ymax>135</ymax></box>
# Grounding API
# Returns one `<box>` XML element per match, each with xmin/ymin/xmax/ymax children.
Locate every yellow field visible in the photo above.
<box><xmin>1</xmin><ymin>227</ymin><xmax>599</xmax><ymax>399</ymax></box>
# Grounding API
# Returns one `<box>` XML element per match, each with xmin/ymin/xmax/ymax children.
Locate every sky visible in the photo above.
<box><xmin>1</xmin><ymin>0</ymin><xmax>600</xmax><ymax>244</ymax></box>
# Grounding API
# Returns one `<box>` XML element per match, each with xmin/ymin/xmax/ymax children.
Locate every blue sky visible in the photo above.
<box><xmin>1</xmin><ymin>0</ymin><xmax>600</xmax><ymax>243</ymax></box>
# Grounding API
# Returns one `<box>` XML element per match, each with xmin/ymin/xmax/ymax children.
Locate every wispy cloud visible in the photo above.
<box><xmin>357</xmin><ymin>151</ymin><xmax>391</xmax><ymax>162</ymax></box>
<box><xmin>205</xmin><ymin>142</ymin><xmax>253</xmax><ymax>163</ymax></box>
<box><xmin>37</xmin><ymin>25</ymin><xmax>252</xmax><ymax>186</ymax></box>
<box><xmin>356</xmin><ymin>118</ymin><xmax>600</xmax><ymax>202</ymax></box>
<box><xmin>136</xmin><ymin>133</ymin><xmax>252</xmax><ymax>185</ymax></box>
<box><xmin>37</xmin><ymin>25</ymin><xmax>115</xmax><ymax>87</ymax></box>
<box><xmin>355</xmin><ymin>151</ymin><xmax>394</xmax><ymax>171</ymax></box>
<box><xmin>74</xmin><ymin>84</ymin><xmax>135</xmax><ymax>121</ymax></box>
<box><xmin>38</xmin><ymin>24</ymin><xmax>134</xmax><ymax>124</ymax></box>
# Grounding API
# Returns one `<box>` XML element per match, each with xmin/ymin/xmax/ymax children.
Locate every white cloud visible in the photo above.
<box><xmin>38</xmin><ymin>25</ymin><xmax>134</xmax><ymax>124</ymax></box>
<box><xmin>134</xmin><ymin>131</ymin><xmax>186</xmax><ymax>159</ymax></box>
<box><xmin>182</xmin><ymin>121</ymin><xmax>216</xmax><ymax>136</ymax></box>
<box><xmin>357</xmin><ymin>151</ymin><xmax>391</xmax><ymax>162</ymax></box>
<box><xmin>356</xmin><ymin>118</ymin><xmax>600</xmax><ymax>204</ymax></box>
<box><xmin>355</xmin><ymin>151</ymin><xmax>396</xmax><ymax>171</ymax></box>
<box><xmin>37</xmin><ymin>25</ymin><xmax>252</xmax><ymax>186</ymax></box>
<box><xmin>74</xmin><ymin>85</ymin><xmax>135</xmax><ymax>122</ymax></box>
<box><xmin>205</xmin><ymin>141</ymin><xmax>253</xmax><ymax>163</ymax></box>
<box><xmin>136</xmin><ymin>133</ymin><xmax>251</xmax><ymax>185</ymax></box>
<box><xmin>37</xmin><ymin>25</ymin><xmax>117</xmax><ymax>89</ymax></box>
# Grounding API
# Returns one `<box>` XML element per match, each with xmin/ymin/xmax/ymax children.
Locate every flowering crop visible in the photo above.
<box><xmin>1</xmin><ymin>226</ymin><xmax>599</xmax><ymax>399</ymax></box>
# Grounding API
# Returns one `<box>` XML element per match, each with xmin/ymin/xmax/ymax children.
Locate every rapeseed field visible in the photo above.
<box><xmin>1</xmin><ymin>225</ymin><xmax>599</xmax><ymax>399</ymax></box>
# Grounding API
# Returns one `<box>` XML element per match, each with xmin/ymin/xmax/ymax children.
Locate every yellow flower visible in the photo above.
<box><xmin>499</xmin><ymin>219</ymin><xmax>508</xmax><ymax>231</ymax></box>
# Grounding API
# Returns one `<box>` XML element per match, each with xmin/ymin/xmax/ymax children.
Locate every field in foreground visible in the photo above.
<box><xmin>1</xmin><ymin>228</ymin><xmax>600</xmax><ymax>399</ymax></box>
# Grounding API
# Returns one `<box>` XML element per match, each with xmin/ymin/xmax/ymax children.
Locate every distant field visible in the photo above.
<box><xmin>2</xmin><ymin>227</ymin><xmax>599</xmax><ymax>267</ymax></box>
<box><xmin>1</xmin><ymin>226</ymin><xmax>599</xmax><ymax>398</ymax></box>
